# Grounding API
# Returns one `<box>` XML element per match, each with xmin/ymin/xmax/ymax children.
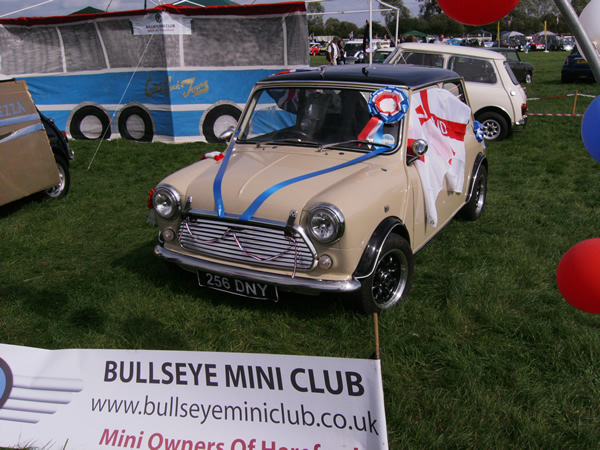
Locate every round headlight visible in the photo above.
<box><xmin>307</xmin><ymin>204</ymin><xmax>344</xmax><ymax>244</ymax></box>
<box><xmin>152</xmin><ymin>185</ymin><xmax>181</xmax><ymax>219</ymax></box>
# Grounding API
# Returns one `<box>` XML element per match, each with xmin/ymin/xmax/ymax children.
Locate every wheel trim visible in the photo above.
<box><xmin>45</xmin><ymin>162</ymin><xmax>66</xmax><ymax>198</ymax></box>
<box><xmin>482</xmin><ymin>119</ymin><xmax>501</xmax><ymax>140</ymax></box>
<box><xmin>371</xmin><ymin>249</ymin><xmax>408</xmax><ymax>308</ymax></box>
<box><xmin>473</xmin><ymin>174</ymin><xmax>486</xmax><ymax>215</ymax></box>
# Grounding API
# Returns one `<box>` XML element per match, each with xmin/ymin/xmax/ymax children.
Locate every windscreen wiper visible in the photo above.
<box><xmin>317</xmin><ymin>139</ymin><xmax>393</xmax><ymax>152</ymax></box>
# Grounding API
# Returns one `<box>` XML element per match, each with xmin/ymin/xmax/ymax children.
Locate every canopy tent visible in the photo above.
<box><xmin>0</xmin><ymin>2</ymin><xmax>308</xmax><ymax>143</ymax></box>
<box><xmin>533</xmin><ymin>30</ymin><xmax>557</xmax><ymax>36</ymax></box>
<box><xmin>501</xmin><ymin>30</ymin><xmax>525</xmax><ymax>39</ymax></box>
<box><xmin>403</xmin><ymin>30</ymin><xmax>427</xmax><ymax>38</ymax></box>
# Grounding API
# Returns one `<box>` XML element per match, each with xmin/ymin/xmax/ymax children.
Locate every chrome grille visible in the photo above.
<box><xmin>177</xmin><ymin>215</ymin><xmax>315</xmax><ymax>271</ymax></box>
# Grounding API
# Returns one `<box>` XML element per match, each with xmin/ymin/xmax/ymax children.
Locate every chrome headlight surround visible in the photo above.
<box><xmin>307</xmin><ymin>203</ymin><xmax>345</xmax><ymax>245</ymax></box>
<box><xmin>152</xmin><ymin>185</ymin><xmax>181</xmax><ymax>219</ymax></box>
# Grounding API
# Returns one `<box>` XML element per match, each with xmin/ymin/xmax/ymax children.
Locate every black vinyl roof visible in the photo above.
<box><xmin>262</xmin><ymin>63</ymin><xmax>461</xmax><ymax>88</ymax></box>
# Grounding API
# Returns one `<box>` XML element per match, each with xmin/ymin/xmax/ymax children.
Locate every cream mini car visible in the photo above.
<box><xmin>150</xmin><ymin>64</ymin><xmax>488</xmax><ymax>313</ymax></box>
<box><xmin>385</xmin><ymin>43</ymin><xmax>528</xmax><ymax>141</ymax></box>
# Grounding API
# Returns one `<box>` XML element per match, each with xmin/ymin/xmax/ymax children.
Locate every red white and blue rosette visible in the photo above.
<box><xmin>368</xmin><ymin>86</ymin><xmax>409</xmax><ymax>123</ymax></box>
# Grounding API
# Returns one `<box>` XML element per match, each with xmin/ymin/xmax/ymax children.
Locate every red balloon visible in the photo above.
<box><xmin>557</xmin><ymin>239</ymin><xmax>600</xmax><ymax>314</ymax></box>
<box><xmin>437</xmin><ymin>0</ymin><xmax>521</xmax><ymax>26</ymax></box>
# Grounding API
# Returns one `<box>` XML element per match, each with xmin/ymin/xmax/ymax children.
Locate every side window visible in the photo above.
<box><xmin>442</xmin><ymin>81</ymin><xmax>468</xmax><ymax>105</ymax></box>
<box><xmin>449</xmin><ymin>56</ymin><xmax>497</xmax><ymax>84</ymax></box>
<box><xmin>400</xmin><ymin>52</ymin><xmax>443</xmax><ymax>67</ymax></box>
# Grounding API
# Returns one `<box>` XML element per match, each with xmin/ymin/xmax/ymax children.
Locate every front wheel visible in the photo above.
<box><xmin>353</xmin><ymin>234</ymin><xmax>414</xmax><ymax>314</ymax></box>
<box><xmin>42</xmin><ymin>154</ymin><xmax>70</xmax><ymax>200</ymax></box>
<box><xmin>525</xmin><ymin>72</ymin><xmax>533</xmax><ymax>84</ymax></box>
<box><xmin>476</xmin><ymin>112</ymin><xmax>509</xmax><ymax>141</ymax></box>
<box><xmin>461</xmin><ymin>165</ymin><xmax>487</xmax><ymax>221</ymax></box>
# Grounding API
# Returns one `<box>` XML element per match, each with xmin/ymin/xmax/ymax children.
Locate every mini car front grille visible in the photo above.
<box><xmin>177</xmin><ymin>216</ymin><xmax>316</xmax><ymax>272</ymax></box>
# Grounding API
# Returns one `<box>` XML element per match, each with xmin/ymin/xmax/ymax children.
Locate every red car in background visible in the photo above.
<box><xmin>309</xmin><ymin>43</ymin><xmax>322</xmax><ymax>55</ymax></box>
<box><xmin>528</xmin><ymin>38</ymin><xmax>546</xmax><ymax>51</ymax></box>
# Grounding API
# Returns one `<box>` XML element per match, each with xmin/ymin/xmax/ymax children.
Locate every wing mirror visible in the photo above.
<box><xmin>218</xmin><ymin>127</ymin><xmax>235</xmax><ymax>142</ymax></box>
<box><xmin>408</xmin><ymin>139</ymin><xmax>428</xmax><ymax>165</ymax></box>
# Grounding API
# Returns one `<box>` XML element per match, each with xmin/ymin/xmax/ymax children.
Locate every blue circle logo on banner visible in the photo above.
<box><xmin>0</xmin><ymin>358</ymin><xmax>13</xmax><ymax>410</ymax></box>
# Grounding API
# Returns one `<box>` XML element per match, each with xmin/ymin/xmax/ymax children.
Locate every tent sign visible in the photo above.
<box><xmin>0</xmin><ymin>344</ymin><xmax>388</xmax><ymax>449</ymax></box>
<box><xmin>132</xmin><ymin>12</ymin><xmax>192</xmax><ymax>35</ymax></box>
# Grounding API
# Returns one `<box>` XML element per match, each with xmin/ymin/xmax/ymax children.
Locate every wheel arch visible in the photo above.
<box><xmin>475</xmin><ymin>106</ymin><xmax>512</xmax><ymax>128</ymax></box>
<box><xmin>465</xmin><ymin>152</ymin><xmax>488</xmax><ymax>204</ymax></box>
<box><xmin>353</xmin><ymin>217</ymin><xmax>410</xmax><ymax>279</ymax></box>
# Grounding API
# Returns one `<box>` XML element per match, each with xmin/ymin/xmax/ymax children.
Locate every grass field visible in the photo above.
<box><xmin>2</xmin><ymin>50</ymin><xmax>600</xmax><ymax>447</ymax></box>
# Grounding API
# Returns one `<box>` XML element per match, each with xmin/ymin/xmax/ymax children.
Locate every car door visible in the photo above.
<box><xmin>405</xmin><ymin>83</ymin><xmax>473</xmax><ymax>250</ymax></box>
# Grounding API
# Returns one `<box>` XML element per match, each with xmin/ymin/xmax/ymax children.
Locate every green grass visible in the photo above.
<box><xmin>2</xmin><ymin>51</ymin><xmax>600</xmax><ymax>447</ymax></box>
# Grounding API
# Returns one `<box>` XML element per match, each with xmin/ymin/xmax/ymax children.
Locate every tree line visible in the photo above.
<box><xmin>308</xmin><ymin>0</ymin><xmax>592</xmax><ymax>41</ymax></box>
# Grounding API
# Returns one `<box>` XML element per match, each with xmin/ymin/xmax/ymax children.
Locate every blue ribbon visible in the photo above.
<box><xmin>213</xmin><ymin>131</ymin><xmax>238</xmax><ymax>218</ymax></box>
<box><xmin>239</xmin><ymin>144</ymin><xmax>389</xmax><ymax>222</ymax></box>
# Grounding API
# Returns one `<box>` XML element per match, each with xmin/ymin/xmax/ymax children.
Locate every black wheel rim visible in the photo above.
<box><xmin>372</xmin><ymin>249</ymin><xmax>408</xmax><ymax>308</ymax></box>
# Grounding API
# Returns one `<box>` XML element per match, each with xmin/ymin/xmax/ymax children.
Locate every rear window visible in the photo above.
<box><xmin>503</xmin><ymin>61</ymin><xmax>521</xmax><ymax>85</ymax></box>
<box><xmin>448</xmin><ymin>56</ymin><xmax>497</xmax><ymax>84</ymax></box>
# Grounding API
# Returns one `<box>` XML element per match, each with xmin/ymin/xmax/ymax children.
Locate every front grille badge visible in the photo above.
<box><xmin>284</xmin><ymin>210</ymin><xmax>298</xmax><ymax>238</ymax></box>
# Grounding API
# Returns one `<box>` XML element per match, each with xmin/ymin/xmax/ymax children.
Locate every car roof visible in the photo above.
<box><xmin>261</xmin><ymin>64</ymin><xmax>461</xmax><ymax>88</ymax></box>
<box><xmin>395</xmin><ymin>42</ymin><xmax>507</xmax><ymax>60</ymax></box>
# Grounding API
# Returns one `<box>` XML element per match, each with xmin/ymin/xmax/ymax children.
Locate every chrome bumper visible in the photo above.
<box><xmin>154</xmin><ymin>245</ymin><xmax>361</xmax><ymax>295</ymax></box>
<box><xmin>513</xmin><ymin>114</ymin><xmax>528</xmax><ymax>131</ymax></box>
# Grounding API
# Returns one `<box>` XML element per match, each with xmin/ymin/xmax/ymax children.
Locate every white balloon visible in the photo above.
<box><xmin>580</xmin><ymin>0</ymin><xmax>600</xmax><ymax>49</ymax></box>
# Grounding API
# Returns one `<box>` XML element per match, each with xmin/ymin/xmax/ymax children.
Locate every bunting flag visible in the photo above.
<box><xmin>408</xmin><ymin>88</ymin><xmax>472</xmax><ymax>227</ymax></box>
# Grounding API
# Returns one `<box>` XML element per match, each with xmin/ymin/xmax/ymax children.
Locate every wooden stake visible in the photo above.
<box><xmin>573</xmin><ymin>90</ymin><xmax>579</xmax><ymax>115</ymax></box>
<box><xmin>373</xmin><ymin>312</ymin><xmax>380</xmax><ymax>360</ymax></box>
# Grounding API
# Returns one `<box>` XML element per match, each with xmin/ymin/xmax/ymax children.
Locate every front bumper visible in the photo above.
<box><xmin>154</xmin><ymin>245</ymin><xmax>361</xmax><ymax>295</ymax></box>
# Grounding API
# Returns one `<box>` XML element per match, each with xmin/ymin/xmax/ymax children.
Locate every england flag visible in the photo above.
<box><xmin>409</xmin><ymin>88</ymin><xmax>472</xmax><ymax>227</ymax></box>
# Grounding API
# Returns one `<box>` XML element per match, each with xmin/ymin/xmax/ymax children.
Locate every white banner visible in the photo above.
<box><xmin>131</xmin><ymin>12</ymin><xmax>192</xmax><ymax>35</ymax></box>
<box><xmin>0</xmin><ymin>344</ymin><xmax>388</xmax><ymax>449</ymax></box>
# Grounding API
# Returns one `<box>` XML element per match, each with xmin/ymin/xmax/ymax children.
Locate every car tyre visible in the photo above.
<box><xmin>118</xmin><ymin>105</ymin><xmax>154</xmax><ymax>142</ymax></box>
<box><xmin>201</xmin><ymin>104</ymin><xmax>242</xmax><ymax>144</ymax></box>
<box><xmin>42</xmin><ymin>154</ymin><xmax>70</xmax><ymax>200</ymax></box>
<box><xmin>69</xmin><ymin>105</ymin><xmax>111</xmax><ymax>140</ymax></box>
<box><xmin>460</xmin><ymin>165</ymin><xmax>487</xmax><ymax>221</ymax></box>
<box><xmin>476</xmin><ymin>112</ymin><xmax>508</xmax><ymax>141</ymax></box>
<box><xmin>354</xmin><ymin>234</ymin><xmax>414</xmax><ymax>314</ymax></box>
<box><xmin>525</xmin><ymin>72</ymin><xmax>532</xmax><ymax>84</ymax></box>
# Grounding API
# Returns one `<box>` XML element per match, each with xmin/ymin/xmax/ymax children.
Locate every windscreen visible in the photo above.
<box><xmin>237</xmin><ymin>86</ymin><xmax>404</xmax><ymax>152</ymax></box>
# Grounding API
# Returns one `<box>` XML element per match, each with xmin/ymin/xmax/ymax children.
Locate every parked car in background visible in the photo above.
<box><xmin>528</xmin><ymin>37</ymin><xmax>546</xmax><ymax>51</ymax></box>
<box><xmin>372</xmin><ymin>48</ymin><xmax>393</xmax><ymax>63</ymax></box>
<box><xmin>342</xmin><ymin>40</ymin><xmax>368</xmax><ymax>64</ymax></box>
<box><xmin>561</xmin><ymin>47</ymin><xmax>596</xmax><ymax>83</ymax></box>
<box><xmin>309</xmin><ymin>43</ymin><xmax>322</xmax><ymax>56</ymax></box>
<box><xmin>489</xmin><ymin>47</ymin><xmax>534</xmax><ymax>84</ymax></box>
<box><xmin>385</xmin><ymin>43</ymin><xmax>528</xmax><ymax>141</ymax></box>
<box><xmin>150</xmin><ymin>64</ymin><xmax>488</xmax><ymax>314</ymax></box>
<box><xmin>0</xmin><ymin>77</ymin><xmax>73</xmax><ymax>207</ymax></box>
<box><xmin>559</xmin><ymin>36</ymin><xmax>575</xmax><ymax>52</ymax></box>
<box><xmin>508</xmin><ymin>37</ymin><xmax>527</xmax><ymax>51</ymax></box>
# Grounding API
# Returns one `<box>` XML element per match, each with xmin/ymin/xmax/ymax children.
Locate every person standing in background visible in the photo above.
<box><xmin>337</xmin><ymin>39</ymin><xmax>346</xmax><ymax>64</ymax></box>
<box><xmin>328</xmin><ymin>37</ymin><xmax>339</xmax><ymax>65</ymax></box>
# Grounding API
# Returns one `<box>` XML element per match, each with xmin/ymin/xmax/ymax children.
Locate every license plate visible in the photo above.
<box><xmin>577</xmin><ymin>59</ymin><xmax>588</xmax><ymax>64</ymax></box>
<box><xmin>197</xmin><ymin>271</ymin><xmax>278</xmax><ymax>301</ymax></box>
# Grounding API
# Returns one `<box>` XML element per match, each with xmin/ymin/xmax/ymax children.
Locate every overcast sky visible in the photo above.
<box><xmin>0</xmin><ymin>0</ymin><xmax>420</xmax><ymax>24</ymax></box>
